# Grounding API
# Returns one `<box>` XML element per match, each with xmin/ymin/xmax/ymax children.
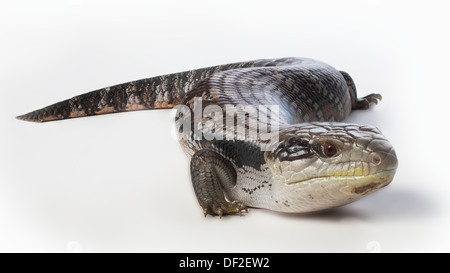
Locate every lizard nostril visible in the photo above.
<box><xmin>370</xmin><ymin>153</ymin><xmax>382</xmax><ymax>165</ymax></box>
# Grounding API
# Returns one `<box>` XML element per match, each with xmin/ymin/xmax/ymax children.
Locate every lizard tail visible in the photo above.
<box><xmin>16</xmin><ymin>75</ymin><xmax>190</xmax><ymax>122</ymax></box>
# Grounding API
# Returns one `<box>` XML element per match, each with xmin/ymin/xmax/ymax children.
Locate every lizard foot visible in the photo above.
<box><xmin>352</xmin><ymin>93</ymin><xmax>382</xmax><ymax>110</ymax></box>
<box><xmin>200</xmin><ymin>200</ymin><xmax>248</xmax><ymax>218</ymax></box>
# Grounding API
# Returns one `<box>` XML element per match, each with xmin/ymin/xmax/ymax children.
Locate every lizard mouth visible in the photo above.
<box><xmin>345</xmin><ymin>169</ymin><xmax>396</xmax><ymax>195</ymax></box>
<box><xmin>287</xmin><ymin>169</ymin><xmax>396</xmax><ymax>195</ymax></box>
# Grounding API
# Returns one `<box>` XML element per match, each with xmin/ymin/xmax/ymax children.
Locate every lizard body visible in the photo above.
<box><xmin>18</xmin><ymin>57</ymin><xmax>398</xmax><ymax>217</ymax></box>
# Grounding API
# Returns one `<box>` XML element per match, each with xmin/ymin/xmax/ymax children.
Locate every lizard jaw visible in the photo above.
<box><xmin>269</xmin><ymin>169</ymin><xmax>396</xmax><ymax>213</ymax></box>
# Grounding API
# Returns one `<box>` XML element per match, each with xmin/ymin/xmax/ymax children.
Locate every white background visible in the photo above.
<box><xmin>0</xmin><ymin>0</ymin><xmax>449</xmax><ymax>252</ymax></box>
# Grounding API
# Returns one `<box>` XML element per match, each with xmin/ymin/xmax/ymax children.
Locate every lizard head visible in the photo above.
<box><xmin>264</xmin><ymin>122</ymin><xmax>398</xmax><ymax>213</ymax></box>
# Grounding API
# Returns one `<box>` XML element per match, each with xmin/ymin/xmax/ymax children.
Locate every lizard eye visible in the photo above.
<box><xmin>323</xmin><ymin>143</ymin><xmax>337</xmax><ymax>157</ymax></box>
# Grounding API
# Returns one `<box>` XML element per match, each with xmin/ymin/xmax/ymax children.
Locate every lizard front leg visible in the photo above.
<box><xmin>190</xmin><ymin>149</ymin><xmax>247</xmax><ymax>218</ymax></box>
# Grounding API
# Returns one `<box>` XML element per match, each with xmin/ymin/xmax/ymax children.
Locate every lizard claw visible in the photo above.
<box><xmin>353</xmin><ymin>93</ymin><xmax>382</xmax><ymax>110</ymax></box>
<box><xmin>200</xmin><ymin>200</ymin><xmax>248</xmax><ymax>218</ymax></box>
